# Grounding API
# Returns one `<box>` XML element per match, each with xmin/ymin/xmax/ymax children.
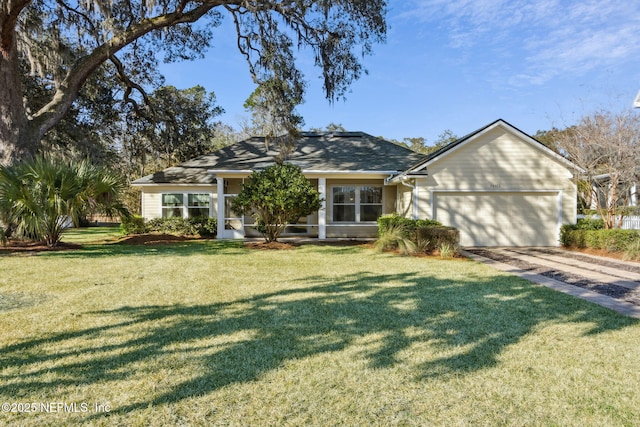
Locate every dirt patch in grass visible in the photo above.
<box><xmin>245</xmin><ymin>241</ymin><xmax>298</xmax><ymax>250</ymax></box>
<box><xmin>0</xmin><ymin>292</ymin><xmax>50</xmax><ymax>311</ymax></box>
<box><xmin>115</xmin><ymin>234</ymin><xmax>207</xmax><ymax>246</ymax></box>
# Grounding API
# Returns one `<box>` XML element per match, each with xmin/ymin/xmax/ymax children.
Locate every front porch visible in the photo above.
<box><xmin>215</xmin><ymin>175</ymin><xmax>403</xmax><ymax>240</ymax></box>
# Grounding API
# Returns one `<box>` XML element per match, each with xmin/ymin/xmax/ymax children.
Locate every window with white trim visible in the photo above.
<box><xmin>187</xmin><ymin>194</ymin><xmax>210</xmax><ymax>218</ymax></box>
<box><xmin>162</xmin><ymin>193</ymin><xmax>211</xmax><ymax>218</ymax></box>
<box><xmin>332</xmin><ymin>186</ymin><xmax>383</xmax><ymax>222</ymax></box>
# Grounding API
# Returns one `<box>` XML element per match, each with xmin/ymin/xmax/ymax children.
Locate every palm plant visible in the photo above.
<box><xmin>375</xmin><ymin>223</ymin><xmax>417</xmax><ymax>255</ymax></box>
<box><xmin>0</xmin><ymin>156</ymin><xmax>128</xmax><ymax>247</ymax></box>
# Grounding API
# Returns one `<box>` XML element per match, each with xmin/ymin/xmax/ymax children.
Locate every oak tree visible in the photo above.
<box><xmin>0</xmin><ymin>0</ymin><xmax>387</xmax><ymax>164</ymax></box>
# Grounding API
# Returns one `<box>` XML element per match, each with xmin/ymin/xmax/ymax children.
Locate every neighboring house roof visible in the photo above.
<box><xmin>133</xmin><ymin>132</ymin><xmax>427</xmax><ymax>184</ymax></box>
<box><xmin>397</xmin><ymin>118</ymin><xmax>583</xmax><ymax>178</ymax></box>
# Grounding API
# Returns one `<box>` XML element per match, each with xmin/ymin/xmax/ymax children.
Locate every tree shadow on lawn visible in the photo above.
<box><xmin>30</xmin><ymin>239</ymin><xmax>248</xmax><ymax>259</ymax></box>
<box><xmin>0</xmin><ymin>270</ymin><xmax>637</xmax><ymax>418</ymax></box>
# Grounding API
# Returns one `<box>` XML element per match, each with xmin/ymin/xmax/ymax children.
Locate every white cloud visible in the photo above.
<box><xmin>401</xmin><ymin>0</ymin><xmax>640</xmax><ymax>85</ymax></box>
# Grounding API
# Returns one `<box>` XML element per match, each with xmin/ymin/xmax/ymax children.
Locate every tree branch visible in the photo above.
<box><xmin>31</xmin><ymin>0</ymin><xmax>240</xmax><ymax>137</ymax></box>
<box><xmin>109</xmin><ymin>53</ymin><xmax>152</xmax><ymax>113</ymax></box>
<box><xmin>1</xmin><ymin>0</ymin><xmax>31</xmax><ymax>56</ymax></box>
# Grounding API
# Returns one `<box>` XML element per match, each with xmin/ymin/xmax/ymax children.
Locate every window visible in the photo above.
<box><xmin>188</xmin><ymin>194</ymin><xmax>210</xmax><ymax>218</ymax></box>
<box><xmin>332</xmin><ymin>186</ymin><xmax>356</xmax><ymax>222</ymax></box>
<box><xmin>162</xmin><ymin>193</ymin><xmax>211</xmax><ymax>218</ymax></box>
<box><xmin>332</xmin><ymin>186</ymin><xmax>383</xmax><ymax>222</ymax></box>
<box><xmin>359</xmin><ymin>186</ymin><xmax>383</xmax><ymax>221</ymax></box>
<box><xmin>162</xmin><ymin>194</ymin><xmax>184</xmax><ymax>218</ymax></box>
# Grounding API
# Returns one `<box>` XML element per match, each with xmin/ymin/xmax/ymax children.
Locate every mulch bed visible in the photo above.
<box><xmin>245</xmin><ymin>241</ymin><xmax>298</xmax><ymax>250</ymax></box>
<box><xmin>0</xmin><ymin>241</ymin><xmax>82</xmax><ymax>254</ymax></box>
<box><xmin>0</xmin><ymin>233</ymin><xmax>211</xmax><ymax>253</ymax></box>
<box><xmin>114</xmin><ymin>234</ymin><xmax>206</xmax><ymax>246</ymax></box>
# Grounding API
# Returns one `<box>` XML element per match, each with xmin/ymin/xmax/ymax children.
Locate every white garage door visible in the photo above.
<box><xmin>434</xmin><ymin>192</ymin><xmax>559</xmax><ymax>247</ymax></box>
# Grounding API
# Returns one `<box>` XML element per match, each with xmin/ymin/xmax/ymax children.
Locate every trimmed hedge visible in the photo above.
<box><xmin>120</xmin><ymin>216</ymin><xmax>217</xmax><ymax>237</ymax></box>
<box><xmin>416</xmin><ymin>225</ymin><xmax>460</xmax><ymax>252</ymax></box>
<box><xmin>561</xmin><ymin>224</ymin><xmax>640</xmax><ymax>252</ymax></box>
<box><xmin>377</xmin><ymin>214</ymin><xmax>441</xmax><ymax>237</ymax></box>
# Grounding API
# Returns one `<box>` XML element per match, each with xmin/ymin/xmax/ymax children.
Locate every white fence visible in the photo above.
<box><xmin>577</xmin><ymin>215</ymin><xmax>640</xmax><ymax>230</ymax></box>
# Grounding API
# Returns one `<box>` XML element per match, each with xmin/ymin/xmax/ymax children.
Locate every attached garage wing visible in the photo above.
<box><xmin>433</xmin><ymin>192</ymin><xmax>561</xmax><ymax>247</ymax></box>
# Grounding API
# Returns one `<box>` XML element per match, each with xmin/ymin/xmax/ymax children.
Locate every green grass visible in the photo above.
<box><xmin>1</xmin><ymin>234</ymin><xmax>639</xmax><ymax>426</ymax></box>
<box><xmin>61</xmin><ymin>226</ymin><xmax>123</xmax><ymax>245</ymax></box>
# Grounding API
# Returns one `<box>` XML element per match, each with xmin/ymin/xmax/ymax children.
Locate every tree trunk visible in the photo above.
<box><xmin>0</xmin><ymin>10</ymin><xmax>37</xmax><ymax>165</ymax></box>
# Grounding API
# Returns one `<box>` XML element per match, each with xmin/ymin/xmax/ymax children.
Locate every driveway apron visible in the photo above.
<box><xmin>463</xmin><ymin>247</ymin><xmax>640</xmax><ymax>319</ymax></box>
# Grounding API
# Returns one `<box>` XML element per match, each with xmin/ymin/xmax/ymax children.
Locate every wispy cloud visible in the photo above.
<box><xmin>401</xmin><ymin>0</ymin><xmax>640</xmax><ymax>85</ymax></box>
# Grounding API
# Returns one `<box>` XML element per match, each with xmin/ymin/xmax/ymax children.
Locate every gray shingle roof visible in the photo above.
<box><xmin>133</xmin><ymin>132</ymin><xmax>427</xmax><ymax>184</ymax></box>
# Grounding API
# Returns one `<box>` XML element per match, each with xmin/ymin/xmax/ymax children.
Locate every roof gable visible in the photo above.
<box><xmin>408</xmin><ymin>119</ymin><xmax>580</xmax><ymax>173</ymax></box>
<box><xmin>133</xmin><ymin>132</ymin><xmax>427</xmax><ymax>184</ymax></box>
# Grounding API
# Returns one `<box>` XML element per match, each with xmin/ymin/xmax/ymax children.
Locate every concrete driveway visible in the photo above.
<box><xmin>463</xmin><ymin>247</ymin><xmax>640</xmax><ymax>319</ymax></box>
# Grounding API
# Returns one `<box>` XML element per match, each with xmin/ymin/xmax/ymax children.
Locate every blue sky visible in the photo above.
<box><xmin>160</xmin><ymin>0</ymin><xmax>640</xmax><ymax>145</ymax></box>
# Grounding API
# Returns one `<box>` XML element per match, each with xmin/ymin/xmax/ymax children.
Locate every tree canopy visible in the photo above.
<box><xmin>1</xmin><ymin>0</ymin><xmax>387</xmax><ymax>164</ymax></box>
<box><xmin>552</xmin><ymin>110</ymin><xmax>640</xmax><ymax>228</ymax></box>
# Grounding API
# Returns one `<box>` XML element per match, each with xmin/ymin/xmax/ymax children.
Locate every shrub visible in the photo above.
<box><xmin>575</xmin><ymin>217</ymin><xmax>605</xmax><ymax>230</ymax></box>
<box><xmin>560</xmin><ymin>225</ymin><xmax>639</xmax><ymax>252</ymax></box>
<box><xmin>560</xmin><ymin>225</ymin><xmax>585</xmax><ymax>248</ymax></box>
<box><xmin>375</xmin><ymin>223</ymin><xmax>417</xmax><ymax>255</ymax></box>
<box><xmin>120</xmin><ymin>215</ymin><xmax>147</xmax><ymax>235</ymax></box>
<box><xmin>376</xmin><ymin>215</ymin><xmax>457</xmax><ymax>256</ymax></box>
<box><xmin>231</xmin><ymin>164</ymin><xmax>321</xmax><ymax>242</ymax></box>
<box><xmin>146</xmin><ymin>217</ymin><xmax>217</xmax><ymax>237</ymax></box>
<box><xmin>624</xmin><ymin>239</ymin><xmax>640</xmax><ymax>261</ymax></box>
<box><xmin>438</xmin><ymin>242</ymin><xmax>456</xmax><ymax>259</ymax></box>
<box><xmin>589</xmin><ymin>229</ymin><xmax>639</xmax><ymax>252</ymax></box>
<box><xmin>416</xmin><ymin>226</ymin><xmax>460</xmax><ymax>252</ymax></box>
<box><xmin>121</xmin><ymin>217</ymin><xmax>217</xmax><ymax>237</ymax></box>
<box><xmin>198</xmin><ymin>218</ymin><xmax>217</xmax><ymax>237</ymax></box>
<box><xmin>377</xmin><ymin>214</ymin><xmax>441</xmax><ymax>239</ymax></box>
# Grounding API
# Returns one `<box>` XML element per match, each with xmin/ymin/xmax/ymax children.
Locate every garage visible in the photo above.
<box><xmin>434</xmin><ymin>191</ymin><xmax>560</xmax><ymax>247</ymax></box>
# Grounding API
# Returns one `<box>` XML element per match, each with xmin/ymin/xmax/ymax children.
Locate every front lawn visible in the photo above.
<box><xmin>1</xmin><ymin>233</ymin><xmax>639</xmax><ymax>426</ymax></box>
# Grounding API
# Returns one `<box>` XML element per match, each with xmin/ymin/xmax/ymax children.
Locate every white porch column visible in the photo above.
<box><xmin>216</xmin><ymin>177</ymin><xmax>225</xmax><ymax>238</ymax></box>
<box><xmin>412</xmin><ymin>184</ymin><xmax>419</xmax><ymax>220</ymax></box>
<box><xmin>318</xmin><ymin>177</ymin><xmax>327</xmax><ymax>240</ymax></box>
<box><xmin>631</xmin><ymin>183</ymin><xmax>637</xmax><ymax>207</ymax></box>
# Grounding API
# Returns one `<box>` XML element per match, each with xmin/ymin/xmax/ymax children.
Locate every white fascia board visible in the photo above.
<box><xmin>207</xmin><ymin>169</ymin><xmax>253</xmax><ymax>175</ymax></box>
<box><xmin>302</xmin><ymin>170</ymin><xmax>399</xmax><ymax>175</ymax></box>
<box><xmin>430</xmin><ymin>189</ymin><xmax>564</xmax><ymax>194</ymax></box>
<box><xmin>208</xmin><ymin>169</ymin><xmax>398</xmax><ymax>176</ymax></box>
<box><xmin>385</xmin><ymin>174</ymin><xmax>427</xmax><ymax>184</ymax></box>
<box><xmin>132</xmin><ymin>183</ymin><xmax>216</xmax><ymax>187</ymax></box>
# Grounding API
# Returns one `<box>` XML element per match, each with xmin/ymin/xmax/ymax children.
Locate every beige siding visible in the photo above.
<box><xmin>396</xmin><ymin>184</ymin><xmax>413</xmax><ymax>218</ymax></box>
<box><xmin>417</xmin><ymin>127</ymin><xmax>577</xmax><ymax>226</ymax></box>
<box><xmin>141</xmin><ymin>185</ymin><xmax>217</xmax><ymax>219</ymax></box>
<box><xmin>327</xmin><ymin>225</ymin><xmax>378</xmax><ymax>238</ymax></box>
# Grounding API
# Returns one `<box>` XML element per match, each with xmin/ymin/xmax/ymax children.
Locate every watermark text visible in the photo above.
<box><xmin>2</xmin><ymin>401</ymin><xmax>111</xmax><ymax>414</ymax></box>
